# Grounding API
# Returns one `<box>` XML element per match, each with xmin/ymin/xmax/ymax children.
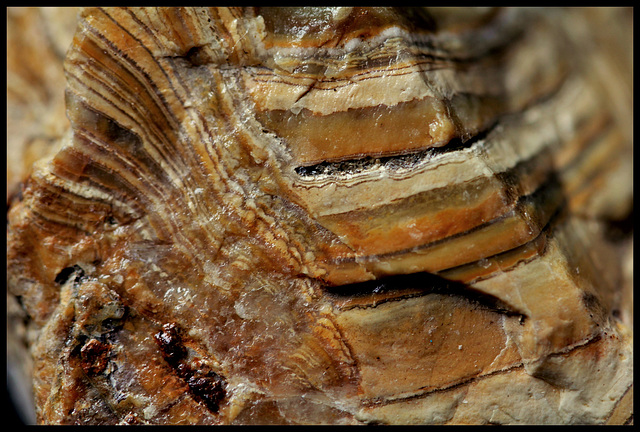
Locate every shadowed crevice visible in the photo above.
<box><xmin>322</xmin><ymin>270</ymin><xmax>523</xmax><ymax>318</ymax></box>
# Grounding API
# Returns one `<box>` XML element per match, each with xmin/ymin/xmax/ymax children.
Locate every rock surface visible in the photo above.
<box><xmin>6</xmin><ymin>7</ymin><xmax>633</xmax><ymax>425</ymax></box>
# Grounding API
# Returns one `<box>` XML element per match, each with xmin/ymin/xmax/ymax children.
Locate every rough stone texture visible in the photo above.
<box><xmin>6</xmin><ymin>7</ymin><xmax>633</xmax><ymax>425</ymax></box>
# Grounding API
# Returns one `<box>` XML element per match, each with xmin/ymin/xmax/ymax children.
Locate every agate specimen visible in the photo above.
<box><xmin>6</xmin><ymin>7</ymin><xmax>633</xmax><ymax>425</ymax></box>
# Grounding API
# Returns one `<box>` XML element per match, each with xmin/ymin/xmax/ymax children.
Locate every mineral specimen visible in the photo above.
<box><xmin>6</xmin><ymin>7</ymin><xmax>633</xmax><ymax>425</ymax></box>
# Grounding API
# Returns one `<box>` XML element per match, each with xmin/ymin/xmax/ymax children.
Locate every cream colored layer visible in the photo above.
<box><xmin>243</xmin><ymin>63</ymin><xmax>435</xmax><ymax>115</ymax></box>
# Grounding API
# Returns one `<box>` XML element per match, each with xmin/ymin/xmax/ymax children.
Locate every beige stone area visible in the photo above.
<box><xmin>6</xmin><ymin>7</ymin><xmax>80</xmax><ymax>200</ymax></box>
